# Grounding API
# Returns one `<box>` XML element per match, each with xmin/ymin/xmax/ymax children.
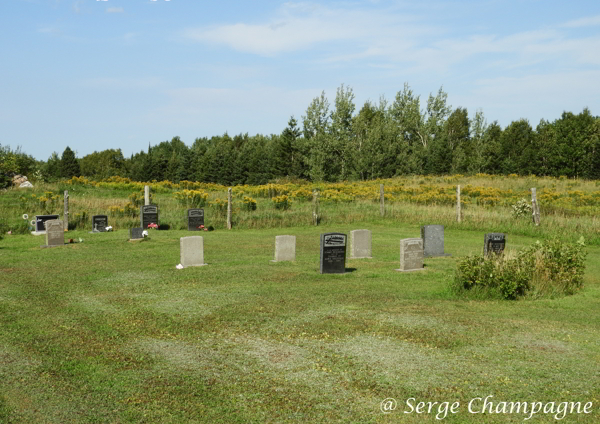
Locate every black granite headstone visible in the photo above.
<box><xmin>187</xmin><ymin>208</ymin><xmax>205</xmax><ymax>231</ymax></box>
<box><xmin>141</xmin><ymin>204</ymin><xmax>159</xmax><ymax>229</ymax></box>
<box><xmin>320</xmin><ymin>233</ymin><xmax>347</xmax><ymax>274</ymax></box>
<box><xmin>130</xmin><ymin>227</ymin><xmax>144</xmax><ymax>240</ymax></box>
<box><xmin>484</xmin><ymin>233</ymin><xmax>505</xmax><ymax>255</ymax></box>
<box><xmin>92</xmin><ymin>215</ymin><xmax>108</xmax><ymax>232</ymax></box>
<box><xmin>35</xmin><ymin>214</ymin><xmax>59</xmax><ymax>232</ymax></box>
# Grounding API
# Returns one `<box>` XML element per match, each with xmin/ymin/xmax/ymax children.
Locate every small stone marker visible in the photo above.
<box><xmin>349</xmin><ymin>229</ymin><xmax>372</xmax><ymax>259</ymax></box>
<box><xmin>180</xmin><ymin>236</ymin><xmax>207</xmax><ymax>268</ymax></box>
<box><xmin>187</xmin><ymin>208</ymin><xmax>204</xmax><ymax>231</ymax></box>
<box><xmin>484</xmin><ymin>233</ymin><xmax>505</xmax><ymax>255</ymax></box>
<box><xmin>320</xmin><ymin>233</ymin><xmax>347</xmax><ymax>274</ymax></box>
<box><xmin>397</xmin><ymin>238</ymin><xmax>425</xmax><ymax>272</ymax></box>
<box><xmin>130</xmin><ymin>227</ymin><xmax>144</xmax><ymax>240</ymax></box>
<box><xmin>44</xmin><ymin>219</ymin><xmax>64</xmax><ymax>247</ymax></box>
<box><xmin>421</xmin><ymin>225</ymin><xmax>451</xmax><ymax>257</ymax></box>
<box><xmin>272</xmin><ymin>235</ymin><xmax>296</xmax><ymax>262</ymax></box>
<box><xmin>91</xmin><ymin>215</ymin><xmax>108</xmax><ymax>232</ymax></box>
<box><xmin>141</xmin><ymin>204</ymin><xmax>159</xmax><ymax>229</ymax></box>
<box><xmin>34</xmin><ymin>214</ymin><xmax>59</xmax><ymax>233</ymax></box>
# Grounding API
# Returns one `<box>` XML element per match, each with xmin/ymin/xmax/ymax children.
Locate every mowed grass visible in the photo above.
<box><xmin>0</xmin><ymin>223</ymin><xmax>599</xmax><ymax>423</ymax></box>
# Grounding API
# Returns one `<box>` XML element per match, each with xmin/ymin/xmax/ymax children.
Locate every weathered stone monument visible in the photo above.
<box><xmin>43</xmin><ymin>219</ymin><xmax>64</xmax><ymax>247</ymax></box>
<box><xmin>421</xmin><ymin>225</ymin><xmax>451</xmax><ymax>257</ymax></box>
<box><xmin>272</xmin><ymin>235</ymin><xmax>296</xmax><ymax>262</ymax></box>
<box><xmin>130</xmin><ymin>227</ymin><xmax>144</xmax><ymax>240</ymax></box>
<box><xmin>180</xmin><ymin>236</ymin><xmax>207</xmax><ymax>268</ymax></box>
<box><xmin>484</xmin><ymin>233</ymin><xmax>505</xmax><ymax>255</ymax></box>
<box><xmin>397</xmin><ymin>238</ymin><xmax>425</xmax><ymax>272</ymax></box>
<box><xmin>349</xmin><ymin>229</ymin><xmax>372</xmax><ymax>259</ymax></box>
<box><xmin>187</xmin><ymin>208</ymin><xmax>204</xmax><ymax>231</ymax></box>
<box><xmin>33</xmin><ymin>214</ymin><xmax>59</xmax><ymax>234</ymax></box>
<box><xmin>320</xmin><ymin>233</ymin><xmax>347</xmax><ymax>274</ymax></box>
<box><xmin>141</xmin><ymin>204</ymin><xmax>159</xmax><ymax>229</ymax></box>
<box><xmin>91</xmin><ymin>215</ymin><xmax>108</xmax><ymax>233</ymax></box>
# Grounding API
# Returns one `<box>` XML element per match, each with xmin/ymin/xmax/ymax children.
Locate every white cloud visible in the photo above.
<box><xmin>106</xmin><ymin>7</ymin><xmax>124</xmax><ymax>13</ymax></box>
<box><xmin>561</xmin><ymin>15</ymin><xmax>600</xmax><ymax>28</ymax></box>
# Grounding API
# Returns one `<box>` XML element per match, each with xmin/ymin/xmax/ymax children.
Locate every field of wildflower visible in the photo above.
<box><xmin>1</xmin><ymin>174</ymin><xmax>599</xmax><ymax>245</ymax></box>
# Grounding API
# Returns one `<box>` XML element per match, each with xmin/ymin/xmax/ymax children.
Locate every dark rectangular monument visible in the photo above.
<box><xmin>320</xmin><ymin>233</ymin><xmax>347</xmax><ymax>274</ymax></box>
<box><xmin>130</xmin><ymin>227</ymin><xmax>144</xmax><ymax>240</ymax></box>
<box><xmin>187</xmin><ymin>208</ymin><xmax>205</xmax><ymax>231</ymax></box>
<box><xmin>421</xmin><ymin>225</ymin><xmax>451</xmax><ymax>257</ymax></box>
<box><xmin>484</xmin><ymin>233</ymin><xmax>505</xmax><ymax>255</ymax></box>
<box><xmin>35</xmin><ymin>214</ymin><xmax>59</xmax><ymax>233</ymax></box>
<box><xmin>140</xmin><ymin>204</ymin><xmax>159</xmax><ymax>229</ymax></box>
<box><xmin>92</xmin><ymin>215</ymin><xmax>108</xmax><ymax>232</ymax></box>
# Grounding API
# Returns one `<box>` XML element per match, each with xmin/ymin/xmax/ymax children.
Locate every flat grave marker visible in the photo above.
<box><xmin>320</xmin><ymin>233</ymin><xmax>347</xmax><ymax>274</ymax></box>
<box><xmin>130</xmin><ymin>227</ymin><xmax>144</xmax><ymax>240</ymax></box>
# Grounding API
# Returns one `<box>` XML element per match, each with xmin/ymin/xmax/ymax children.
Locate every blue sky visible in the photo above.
<box><xmin>2</xmin><ymin>0</ymin><xmax>600</xmax><ymax>160</ymax></box>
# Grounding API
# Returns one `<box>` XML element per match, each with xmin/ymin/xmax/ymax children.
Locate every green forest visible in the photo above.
<box><xmin>2</xmin><ymin>83</ymin><xmax>600</xmax><ymax>188</ymax></box>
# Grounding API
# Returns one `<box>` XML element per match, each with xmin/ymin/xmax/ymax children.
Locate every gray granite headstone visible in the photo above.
<box><xmin>320</xmin><ymin>233</ymin><xmax>347</xmax><ymax>274</ymax></box>
<box><xmin>349</xmin><ymin>229</ymin><xmax>372</xmax><ymax>259</ymax></box>
<box><xmin>130</xmin><ymin>227</ymin><xmax>144</xmax><ymax>240</ymax></box>
<box><xmin>421</xmin><ymin>225</ymin><xmax>451</xmax><ymax>257</ymax></box>
<box><xmin>44</xmin><ymin>219</ymin><xmax>64</xmax><ymax>247</ymax></box>
<box><xmin>141</xmin><ymin>204</ymin><xmax>159</xmax><ymax>229</ymax></box>
<box><xmin>187</xmin><ymin>208</ymin><xmax>205</xmax><ymax>231</ymax></box>
<box><xmin>34</xmin><ymin>214</ymin><xmax>59</xmax><ymax>233</ymax></box>
<box><xmin>272</xmin><ymin>235</ymin><xmax>296</xmax><ymax>262</ymax></box>
<box><xmin>180</xmin><ymin>236</ymin><xmax>207</xmax><ymax>268</ymax></box>
<box><xmin>92</xmin><ymin>215</ymin><xmax>108</xmax><ymax>233</ymax></box>
<box><xmin>397</xmin><ymin>238</ymin><xmax>425</xmax><ymax>272</ymax></box>
<box><xmin>484</xmin><ymin>233</ymin><xmax>505</xmax><ymax>255</ymax></box>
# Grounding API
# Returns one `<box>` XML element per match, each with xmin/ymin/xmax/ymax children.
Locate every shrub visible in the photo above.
<box><xmin>242</xmin><ymin>196</ymin><xmax>257</xmax><ymax>211</ymax></box>
<box><xmin>452</xmin><ymin>238</ymin><xmax>586</xmax><ymax>300</ymax></box>
<box><xmin>272</xmin><ymin>195</ymin><xmax>291</xmax><ymax>210</ymax></box>
<box><xmin>511</xmin><ymin>198</ymin><xmax>532</xmax><ymax>219</ymax></box>
<box><xmin>174</xmin><ymin>189</ymin><xmax>208</xmax><ymax>208</ymax></box>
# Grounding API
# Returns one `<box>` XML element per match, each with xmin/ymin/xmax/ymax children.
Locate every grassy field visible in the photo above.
<box><xmin>0</xmin><ymin>219</ymin><xmax>599</xmax><ymax>423</ymax></box>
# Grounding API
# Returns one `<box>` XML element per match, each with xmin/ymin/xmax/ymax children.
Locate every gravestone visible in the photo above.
<box><xmin>320</xmin><ymin>233</ymin><xmax>347</xmax><ymax>274</ymax></box>
<box><xmin>92</xmin><ymin>215</ymin><xmax>108</xmax><ymax>232</ymax></box>
<box><xmin>272</xmin><ymin>235</ymin><xmax>296</xmax><ymax>262</ymax></box>
<box><xmin>421</xmin><ymin>225</ymin><xmax>451</xmax><ymax>257</ymax></box>
<box><xmin>180</xmin><ymin>236</ymin><xmax>207</xmax><ymax>268</ymax></box>
<box><xmin>187</xmin><ymin>208</ymin><xmax>204</xmax><ymax>231</ymax></box>
<box><xmin>34</xmin><ymin>214</ymin><xmax>59</xmax><ymax>233</ymax></box>
<box><xmin>349</xmin><ymin>229</ymin><xmax>372</xmax><ymax>259</ymax></box>
<box><xmin>130</xmin><ymin>227</ymin><xmax>144</xmax><ymax>240</ymax></box>
<box><xmin>44</xmin><ymin>219</ymin><xmax>64</xmax><ymax>247</ymax></box>
<box><xmin>397</xmin><ymin>238</ymin><xmax>425</xmax><ymax>272</ymax></box>
<box><xmin>484</xmin><ymin>233</ymin><xmax>505</xmax><ymax>255</ymax></box>
<box><xmin>140</xmin><ymin>204</ymin><xmax>159</xmax><ymax>229</ymax></box>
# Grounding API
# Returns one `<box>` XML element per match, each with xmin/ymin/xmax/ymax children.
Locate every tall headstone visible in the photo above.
<box><xmin>397</xmin><ymin>238</ymin><xmax>425</xmax><ymax>272</ymax></box>
<box><xmin>320</xmin><ymin>233</ymin><xmax>347</xmax><ymax>274</ymax></box>
<box><xmin>421</xmin><ymin>225</ymin><xmax>451</xmax><ymax>257</ymax></box>
<box><xmin>130</xmin><ymin>227</ymin><xmax>144</xmax><ymax>240</ymax></box>
<box><xmin>349</xmin><ymin>229</ymin><xmax>372</xmax><ymax>259</ymax></box>
<box><xmin>34</xmin><ymin>214</ymin><xmax>59</xmax><ymax>233</ymax></box>
<box><xmin>140</xmin><ymin>204</ymin><xmax>159</xmax><ymax>229</ymax></box>
<box><xmin>187</xmin><ymin>209</ymin><xmax>205</xmax><ymax>231</ymax></box>
<box><xmin>92</xmin><ymin>215</ymin><xmax>108</xmax><ymax>232</ymax></box>
<box><xmin>44</xmin><ymin>219</ymin><xmax>64</xmax><ymax>247</ymax></box>
<box><xmin>272</xmin><ymin>235</ymin><xmax>296</xmax><ymax>262</ymax></box>
<box><xmin>484</xmin><ymin>233</ymin><xmax>505</xmax><ymax>256</ymax></box>
<box><xmin>180</xmin><ymin>236</ymin><xmax>207</xmax><ymax>268</ymax></box>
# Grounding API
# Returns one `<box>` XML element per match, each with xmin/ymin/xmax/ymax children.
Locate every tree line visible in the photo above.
<box><xmin>2</xmin><ymin>83</ymin><xmax>599</xmax><ymax>188</ymax></box>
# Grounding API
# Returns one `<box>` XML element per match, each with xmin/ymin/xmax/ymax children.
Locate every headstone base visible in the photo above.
<box><xmin>395</xmin><ymin>267</ymin><xmax>425</xmax><ymax>272</ymax></box>
<box><xmin>40</xmin><ymin>244</ymin><xmax>66</xmax><ymax>248</ymax></box>
<box><xmin>424</xmin><ymin>253</ymin><xmax>451</xmax><ymax>258</ymax></box>
<box><xmin>31</xmin><ymin>231</ymin><xmax>45</xmax><ymax>236</ymax></box>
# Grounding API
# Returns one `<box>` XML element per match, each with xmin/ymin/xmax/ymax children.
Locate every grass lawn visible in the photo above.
<box><xmin>0</xmin><ymin>223</ymin><xmax>598</xmax><ymax>423</ymax></box>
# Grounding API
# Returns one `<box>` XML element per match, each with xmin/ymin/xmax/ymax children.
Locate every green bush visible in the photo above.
<box><xmin>452</xmin><ymin>238</ymin><xmax>586</xmax><ymax>299</ymax></box>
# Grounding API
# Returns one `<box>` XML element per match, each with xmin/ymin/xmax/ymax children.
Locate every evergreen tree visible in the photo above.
<box><xmin>60</xmin><ymin>146</ymin><xmax>80</xmax><ymax>178</ymax></box>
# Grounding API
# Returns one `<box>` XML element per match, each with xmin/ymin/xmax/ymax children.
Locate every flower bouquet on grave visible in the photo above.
<box><xmin>198</xmin><ymin>224</ymin><xmax>208</xmax><ymax>232</ymax></box>
<box><xmin>147</xmin><ymin>223</ymin><xmax>158</xmax><ymax>229</ymax></box>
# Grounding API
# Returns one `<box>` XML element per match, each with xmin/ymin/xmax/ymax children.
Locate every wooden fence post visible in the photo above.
<box><xmin>531</xmin><ymin>187</ymin><xmax>541</xmax><ymax>226</ymax></box>
<box><xmin>227</xmin><ymin>188</ymin><xmax>232</xmax><ymax>230</ymax></box>
<box><xmin>312</xmin><ymin>190</ymin><xmax>320</xmax><ymax>226</ymax></box>
<box><xmin>456</xmin><ymin>185</ymin><xmax>462</xmax><ymax>223</ymax></box>
<box><xmin>64</xmin><ymin>190</ymin><xmax>69</xmax><ymax>231</ymax></box>
<box><xmin>380</xmin><ymin>184</ymin><xmax>385</xmax><ymax>217</ymax></box>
